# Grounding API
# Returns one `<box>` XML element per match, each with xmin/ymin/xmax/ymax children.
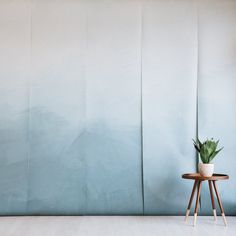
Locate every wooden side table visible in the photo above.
<box><xmin>182</xmin><ymin>173</ymin><xmax>229</xmax><ymax>226</ymax></box>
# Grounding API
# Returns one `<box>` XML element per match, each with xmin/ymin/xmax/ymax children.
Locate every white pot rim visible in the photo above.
<box><xmin>199</xmin><ymin>163</ymin><xmax>214</xmax><ymax>165</ymax></box>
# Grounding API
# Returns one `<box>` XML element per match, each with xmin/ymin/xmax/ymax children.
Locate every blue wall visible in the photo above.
<box><xmin>142</xmin><ymin>0</ymin><xmax>198</xmax><ymax>214</ymax></box>
<box><xmin>0</xmin><ymin>0</ymin><xmax>235</xmax><ymax>215</ymax></box>
<box><xmin>198</xmin><ymin>0</ymin><xmax>236</xmax><ymax>215</ymax></box>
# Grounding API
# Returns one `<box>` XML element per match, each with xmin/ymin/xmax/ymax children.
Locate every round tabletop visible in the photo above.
<box><xmin>182</xmin><ymin>173</ymin><xmax>229</xmax><ymax>181</ymax></box>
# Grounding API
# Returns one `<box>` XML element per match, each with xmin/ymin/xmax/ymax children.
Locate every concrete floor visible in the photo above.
<box><xmin>0</xmin><ymin>216</ymin><xmax>235</xmax><ymax>236</ymax></box>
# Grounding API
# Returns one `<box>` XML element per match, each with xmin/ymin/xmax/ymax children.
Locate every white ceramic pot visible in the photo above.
<box><xmin>198</xmin><ymin>163</ymin><xmax>214</xmax><ymax>177</ymax></box>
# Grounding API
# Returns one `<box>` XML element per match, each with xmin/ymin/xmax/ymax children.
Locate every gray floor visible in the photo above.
<box><xmin>0</xmin><ymin>216</ymin><xmax>235</xmax><ymax>236</ymax></box>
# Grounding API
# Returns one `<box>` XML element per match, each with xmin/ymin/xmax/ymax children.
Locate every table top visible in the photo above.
<box><xmin>182</xmin><ymin>173</ymin><xmax>229</xmax><ymax>181</ymax></box>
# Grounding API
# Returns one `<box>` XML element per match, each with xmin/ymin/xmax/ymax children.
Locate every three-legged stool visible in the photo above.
<box><xmin>182</xmin><ymin>173</ymin><xmax>229</xmax><ymax>226</ymax></box>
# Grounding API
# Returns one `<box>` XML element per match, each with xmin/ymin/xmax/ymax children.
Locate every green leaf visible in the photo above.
<box><xmin>193</xmin><ymin>139</ymin><xmax>200</xmax><ymax>152</ymax></box>
<box><xmin>209</xmin><ymin>147</ymin><xmax>223</xmax><ymax>163</ymax></box>
<box><xmin>197</xmin><ymin>138</ymin><xmax>203</xmax><ymax>148</ymax></box>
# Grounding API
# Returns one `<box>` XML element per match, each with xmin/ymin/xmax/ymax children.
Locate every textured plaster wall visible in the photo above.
<box><xmin>0</xmin><ymin>0</ymin><xmax>235</xmax><ymax>215</ymax></box>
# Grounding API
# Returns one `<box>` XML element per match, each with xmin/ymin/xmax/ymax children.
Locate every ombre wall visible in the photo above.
<box><xmin>0</xmin><ymin>0</ymin><xmax>235</xmax><ymax>215</ymax></box>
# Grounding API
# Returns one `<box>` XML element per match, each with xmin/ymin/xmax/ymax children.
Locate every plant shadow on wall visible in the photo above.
<box><xmin>0</xmin><ymin>106</ymin><xmax>142</xmax><ymax>215</ymax></box>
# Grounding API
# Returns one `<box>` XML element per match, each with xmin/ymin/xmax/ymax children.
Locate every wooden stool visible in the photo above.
<box><xmin>182</xmin><ymin>173</ymin><xmax>229</xmax><ymax>226</ymax></box>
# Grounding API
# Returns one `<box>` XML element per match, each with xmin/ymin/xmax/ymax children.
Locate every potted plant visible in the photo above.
<box><xmin>193</xmin><ymin>138</ymin><xmax>223</xmax><ymax>177</ymax></box>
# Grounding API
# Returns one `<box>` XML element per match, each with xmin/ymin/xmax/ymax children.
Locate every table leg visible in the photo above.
<box><xmin>185</xmin><ymin>180</ymin><xmax>198</xmax><ymax>222</ymax></box>
<box><xmin>208</xmin><ymin>180</ymin><xmax>217</xmax><ymax>221</ymax></box>
<box><xmin>213</xmin><ymin>180</ymin><xmax>227</xmax><ymax>226</ymax></box>
<box><xmin>193</xmin><ymin>180</ymin><xmax>202</xmax><ymax>226</ymax></box>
